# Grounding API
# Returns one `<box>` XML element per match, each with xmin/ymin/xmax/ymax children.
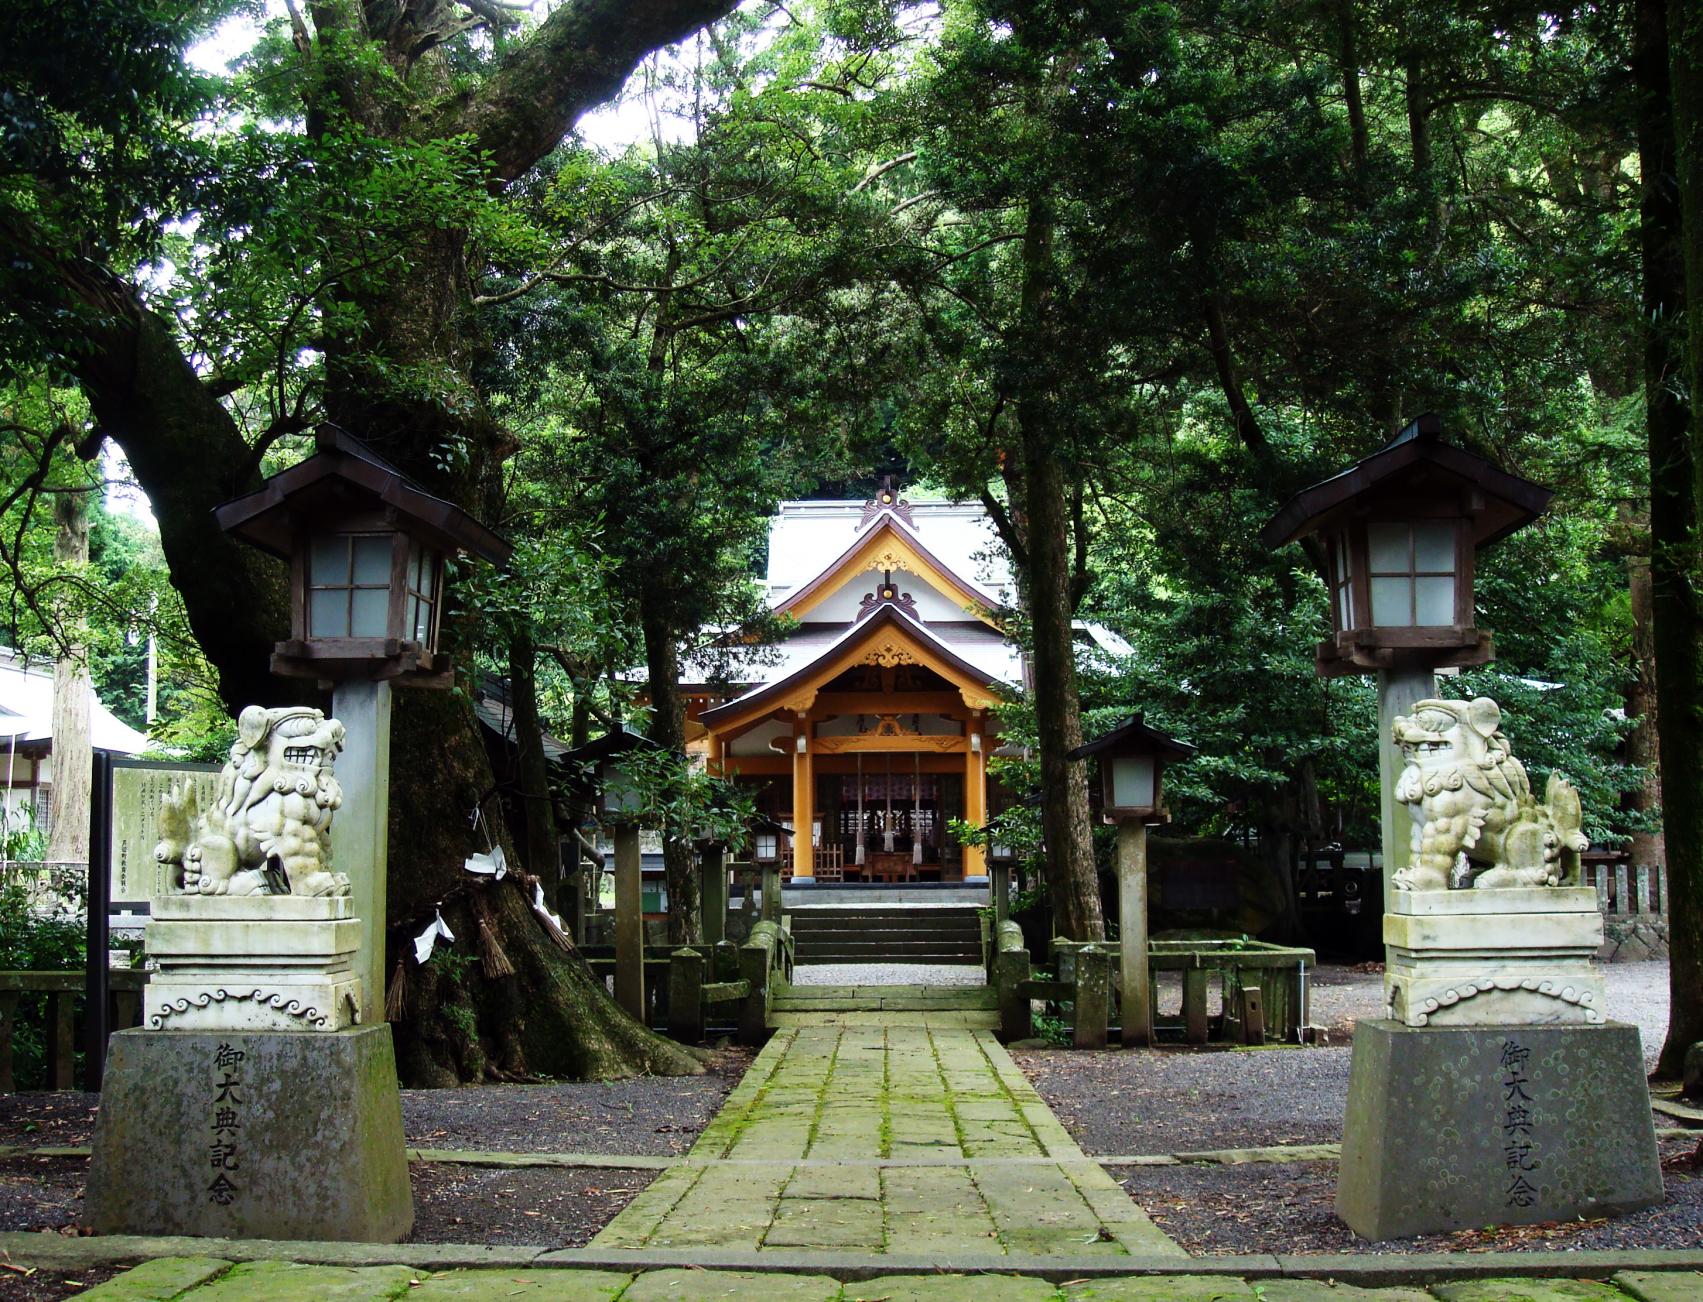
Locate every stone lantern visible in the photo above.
<box><xmin>560</xmin><ymin>728</ymin><xmax>661</xmax><ymax>1021</ymax></box>
<box><xmin>1259</xmin><ymin>413</ymin><xmax>1551</xmax><ymax>679</ymax></box>
<box><xmin>1070</xmin><ymin>716</ymin><xmax>1195</xmax><ymax>1047</ymax></box>
<box><xmin>212</xmin><ymin>425</ymin><xmax>511</xmax><ymax>1010</ymax></box>
<box><xmin>1262</xmin><ymin>416</ymin><xmax>1662</xmax><ymax>1240</ymax></box>
<box><xmin>213</xmin><ymin>425</ymin><xmax>511</xmax><ymax>686</ymax></box>
<box><xmin>1073</xmin><ymin>714</ymin><xmax>1195</xmax><ymax>826</ymax></box>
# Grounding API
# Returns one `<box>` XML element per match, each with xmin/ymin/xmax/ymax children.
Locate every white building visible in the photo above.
<box><xmin>1</xmin><ymin>647</ymin><xmax>151</xmax><ymax>849</ymax></box>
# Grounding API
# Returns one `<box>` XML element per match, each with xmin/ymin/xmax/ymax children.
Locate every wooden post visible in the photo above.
<box><xmin>790</xmin><ymin>726</ymin><xmax>814</xmax><ymax>882</ymax></box>
<box><xmin>963</xmin><ymin>730</ymin><xmax>987</xmax><ymax>879</ymax></box>
<box><xmin>0</xmin><ymin>991</ymin><xmax>16</xmax><ymax>1092</ymax></box>
<box><xmin>1183</xmin><ymin>967</ymin><xmax>1209</xmax><ymax>1045</ymax></box>
<box><xmin>330</xmin><ymin>679</ymin><xmax>393</xmax><ymax>1020</ymax></box>
<box><xmin>1073</xmin><ymin>946</ymin><xmax>1110</xmax><ymax>1050</ymax></box>
<box><xmin>1116</xmin><ymin>819</ymin><xmax>1152</xmax><ymax>1047</ymax></box>
<box><xmin>47</xmin><ymin>990</ymin><xmax>74</xmax><ymax>1090</ymax></box>
<box><xmin>84</xmin><ymin>748</ymin><xmax>113</xmax><ymax>1090</ymax></box>
<box><xmin>991</xmin><ymin>857</ymin><xmax>1011</xmax><ymax>927</ymax></box>
<box><xmin>613</xmin><ymin>823</ymin><xmax>646</xmax><ymax>1022</ymax></box>
<box><xmin>669</xmin><ymin>948</ymin><xmax>705</xmax><ymax>1044</ymax></box>
<box><xmin>1238</xmin><ymin>983</ymin><xmax>1266</xmax><ymax>1045</ymax></box>
<box><xmin>701</xmin><ymin>844</ymin><xmax>728</xmax><ymax>946</ymax></box>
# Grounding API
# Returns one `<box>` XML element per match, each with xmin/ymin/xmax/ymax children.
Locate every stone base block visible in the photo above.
<box><xmin>1336</xmin><ymin>1019</ymin><xmax>1661</xmax><ymax>1241</ymax></box>
<box><xmin>1385</xmin><ymin>889</ymin><xmax>1604</xmax><ymax>1026</ymax></box>
<box><xmin>144</xmin><ymin>909</ymin><xmax>363</xmax><ymax>1030</ymax></box>
<box><xmin>85</xmin><ymin>1024</ymin><xmax>412</xmax><ymax>1242</ymax></box>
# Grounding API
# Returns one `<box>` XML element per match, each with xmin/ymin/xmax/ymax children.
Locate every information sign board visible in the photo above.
<box><xmin>109</xmin><ymin>759</ymin><xmax>221</xmax><ymax>908</ymax></box>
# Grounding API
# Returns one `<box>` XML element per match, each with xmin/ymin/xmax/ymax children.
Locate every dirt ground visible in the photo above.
<box><xmin>408</xmin><ymin>1162</ymin><xmax>654</xmax><ymax>1249</ymax></box>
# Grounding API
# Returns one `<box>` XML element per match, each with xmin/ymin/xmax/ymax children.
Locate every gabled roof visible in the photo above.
<box><xmin>1260</xmin><ymin>413</ymin><xmax>1553</xmax><ymax>550</ymax></box>
<box><xmin>771</xmin><ymin>512</ymin><xmax>1002</xmax><ymax>624</ymax></box>
<box><xmin>0</xmin><ymin>648</ymin><xmax>152</xmax><ymax>755</ymax></box>
<box><xmin>699</xmin><ymin>604</ymin><xmax>1004</xmax><ymax>734</ymax></box>
<box><xmin>214</xmin><ymin>425</ymin><xmax>512</xmax><ymax>565</ymax></box>
<box><xmin>1069</xmin><ymin>715</ymin><xmax>1196</xmax><ymax>762</ymax></box>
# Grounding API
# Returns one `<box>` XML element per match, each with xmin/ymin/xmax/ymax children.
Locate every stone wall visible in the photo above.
<box><xmin>1598</xmin><ymin>915</ymin><xmax>1669</xmax><ymax>963</ymax></box>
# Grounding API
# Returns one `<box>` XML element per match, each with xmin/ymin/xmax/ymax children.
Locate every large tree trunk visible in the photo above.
<box><xmin>640</xmin><ymin>587</ymin><xmax>700</xmax><ymax>944</ymax></box>
<box><xmin>386</xmin><ymin>688</ymin><xmax>700</xmax><ymax>1083</ymax></box>
<box><xmin>46</xmin><ymin>492</ymin><xmax>91</xmax><ymax>866</ymax></box>
<box><xmin>1</xmin><ymin>0</ymin><xmax>741</xmax><ymax>1083</ymax></box>
<box><xmin>1620</xmin><ymin>509</ymin><xmax>1666</xmax><ymax>874</ymax></box>
<box><xmin>507</xmin><ymin>625</ymin><xmax>561</xmax><ymax>882</ymax></box>
<box><xmin>1016</xmin><ymin>195</ymin><xmax>1102</xmax><ymax>942</ymax></box>
<box><xmin>1657</xmin><ymin>0</ymin><xmax>1703</xmax><ymax>1079</ymax></box>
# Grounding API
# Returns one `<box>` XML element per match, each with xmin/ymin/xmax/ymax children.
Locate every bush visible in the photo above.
<box><xmin>0</xmin><ymin>870</ymin><xmax>88</xmax><ymax>1088</ymax></box>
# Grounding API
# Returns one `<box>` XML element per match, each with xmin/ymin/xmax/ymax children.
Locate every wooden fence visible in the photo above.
<box><xmin>0</xmin><ymin>969</ymin><xmax>148</xmax><ymax>1091</ymax></box>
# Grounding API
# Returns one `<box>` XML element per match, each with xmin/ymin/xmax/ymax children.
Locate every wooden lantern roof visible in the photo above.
<box><xmin>1068</xmin><ymin>715</ymin><xmax>1196</xmax><ymax>763</ymax></box>
<box><xmin>213</xmin><ymin>425</ymin><xmax>512</xmax><ymax>566</ymax></box>
<box><xmin>1259</xmin><ymin>414</ymin><xmax>1553</xmax><ymax>552</ymax></box>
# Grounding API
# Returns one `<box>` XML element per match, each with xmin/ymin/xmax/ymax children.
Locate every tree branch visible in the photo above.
<box><xmin>455</xmin><ymin>0</ymin><xmax>742</xmax><ymax>186</ymax></box>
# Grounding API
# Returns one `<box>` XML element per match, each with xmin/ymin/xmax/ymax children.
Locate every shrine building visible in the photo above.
<box><xmin>679</xmin><ymin>482</ymin><xmax>1128</xmax><ymax>887</ymax></box>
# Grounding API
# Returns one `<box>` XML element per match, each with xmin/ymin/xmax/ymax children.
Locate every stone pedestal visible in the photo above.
<box><xmin>1385</xmin><ymin>887</ymin><xmax>1605</xmax><ymax>1027</ymax></box>
<box><xmin>1336</xmin><ymin>1019</ymin><xmax>1662</xmax><ymax>1241</ymax></box>
<box><xmin>85</xmin><ymin>1024</ymin><xmax>412</xmax><ymax>1242</ymax></box>
<box><xmin>145</xmin><ymin>896</ymin><xmax>364</xmax><ymax>1032</ymax></box>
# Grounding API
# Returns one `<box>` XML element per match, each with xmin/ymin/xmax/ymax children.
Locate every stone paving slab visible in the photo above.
<box><xmin>75</xmin><ymin>1256</ymin><xmax>233</xmax><ymax>1301</ymax></box>
<box><xmin>410</xmin><ymin>1270</ymin><xmax>632</xmax><ymax>1300</ymax></box>
<box><xmin>62</xmin><ymin>1259</ymin><xmax>1703</xmax><ymax>1302</ymax></box>
<box><xmin>1614</xmin><ymin>1273</ymin><xmax>1703</xmax><ymax>1302</ymax></box>
<box><xmin>587</xmin><ymin>1018</ymin><xmax>1179</xmax><ymax>1260</ymax></box>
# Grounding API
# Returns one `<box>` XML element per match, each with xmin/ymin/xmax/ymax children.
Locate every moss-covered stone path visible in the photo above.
<box><xmin>589</xmin><ymin>1017</ymin><xmax>1183</xmax><ymax>1258</ymax></box>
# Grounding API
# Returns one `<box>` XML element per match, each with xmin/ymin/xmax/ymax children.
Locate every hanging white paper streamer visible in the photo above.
<box><xmin>463</xmin><ymin>844</ymin><xmax>508</xmax><ymax>879</ymax></box>
<box><xmin>531</xmin><ymin>880</ymin><xmax>567</xmax><ymax>933</ymax></box>
<box><xmin>413</xmin><ymin>910</ymin><xmax>455</xmax><ymax>964</ymax></box>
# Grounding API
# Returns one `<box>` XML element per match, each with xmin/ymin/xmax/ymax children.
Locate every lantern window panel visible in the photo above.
<box><xmin>1329</xmin><ymin>533</ymin><xmax>1355</xmax><ymax>630</ymax></box>
<box><xmin>308</xmin><ymin>533</ymin><xmax>395</xmax><ymax>639</ymax></box>
<box><xmin>1109</xmin><ymin>755</ymin><xmax>1156</xmax><ymax>810</ymax></box>
<box><xmin>404</xmin><ymin>544</ymin><xmax>442</xmax><ymax>646</ymax></box>
<box><xmin>1366</xmin><ymin>520</ymin><xmax>1458</xmax><ymax>627</ymax></box>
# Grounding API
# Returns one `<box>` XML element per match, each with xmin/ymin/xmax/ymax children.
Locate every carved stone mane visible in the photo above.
<box><xmin>1391</xmin><ymin>696</ymin><xmax>1588</xmax><ymax>892</ymax></box>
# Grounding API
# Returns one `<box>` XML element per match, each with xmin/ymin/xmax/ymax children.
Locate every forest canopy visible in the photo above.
<box><xmin>3</xmin><ymin>0</ymin><xmax>1699</xmax><ymax>1078</ymax></box>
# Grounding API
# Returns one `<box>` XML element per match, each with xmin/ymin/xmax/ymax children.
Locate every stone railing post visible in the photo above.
<box><xmin>1073</xmin><ymin>945</ymin><xmax>1111</xmax><ymax>1050</ymax></box>
<box><xmin>669</xmin><ymin>948</ymin><xmax>705</xmax><ymax>1045</ymax></box>
<box><xmin>993</xmin><ymin>921</ymin><xmax>1031</xmax><ymax>1043</ymax></box>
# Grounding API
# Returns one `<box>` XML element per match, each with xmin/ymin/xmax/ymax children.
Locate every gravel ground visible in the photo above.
<box><xmin>407</xmin><ymin>1163</ymin><xmax>654</xmax><ymax>1249</ymax></box>
<box><xmin>1018</xmin><ymin>962</ymin><xmax>1675</xmax><ymax>1157</ymax></box>
<box><xmin>1114</xmin><ymin>1137</ymin><xmax>1703</xmax><ymax>1254</ymax></box>
<box><xmin>0</xmin><ymin>1151</ymin><xmax>655</xmax><ymax>1254</ymax></box>
<box><xmin>792</xmin><ymin>963</ymin><xmax>987</xmax><ymax>986</ymax></box>
<box><xmin>0</xmin><ymin>1267</ymin><xmax>119</xmax><ymax>1302</ymax></box>
<box><xmin>401</xmin><ymin>1046</ymin><xmax>750</xmax><ymax>1155</ymax></box>
<box><xmin>0</xmin><ymin>1047</ymin><xmax>750</xmax><ymax>1158</ymax></box>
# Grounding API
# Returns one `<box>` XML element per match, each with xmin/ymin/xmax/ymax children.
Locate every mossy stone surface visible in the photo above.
<box><xmin>73</xmin><ymin>1256</ymin><xmax>232</xmax><ymax>1301</ymax></box>
<box><xmin>619</xmin><ymin>1267</ymin><xmax>842</xmax><ymax>1300</ymax></box>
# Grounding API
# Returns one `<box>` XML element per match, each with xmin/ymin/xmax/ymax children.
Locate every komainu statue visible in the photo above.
<box><xmin>1391</xmin><ymin>696</ymin><xmax>1588</xmax><ymax>892</ymax></box>
<box><xmin>155</xmin><ymin>705</ymin><xmax>349</xmax><ymax>898</ymax></box>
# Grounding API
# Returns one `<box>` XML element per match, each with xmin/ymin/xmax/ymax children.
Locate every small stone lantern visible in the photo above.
<box><xmin>213</xmin><ymin>425</ymin><xmax>511</xmax><ymax>686</ymax></box>
<box><xmin>1259</xmin><ymin>414</ymin><xmax>1552</xmax><ymax>678</ymax></box>
<box><xmin>1071</xmin><ymin>715</ymin><xmax>1195</xmax><ymax>825</ymax></box>
<box><xmin>1070</xmin><ymin>716</ymin><xmax>1194</xmax><ymax>1047</ymax></box>
<box><xmin>560</xmin><ymin>729</ymin><xmax>662</xmax><ymax>1021</ymax></box>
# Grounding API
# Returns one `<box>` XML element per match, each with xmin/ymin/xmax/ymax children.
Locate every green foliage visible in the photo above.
<box><xmin>587</xmin><ymin>746</ymin><xmax>758</xmax><ymax>853</ymax></box>
<box><xmin>0</xmin><ymin>868</ymin><xmax>87</xmax><ymax>1088</ymax></box>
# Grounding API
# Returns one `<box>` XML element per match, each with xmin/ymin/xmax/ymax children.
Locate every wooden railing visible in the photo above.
<box><xmin>0</xmin><ymin>969</ymin><xmax>149</xmax><ymax>1091</ymax></box>
<box><xmin>1583</xmin><ymin>860</ymin><xmax>1666</xmax><ymax>917</ymax></box>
